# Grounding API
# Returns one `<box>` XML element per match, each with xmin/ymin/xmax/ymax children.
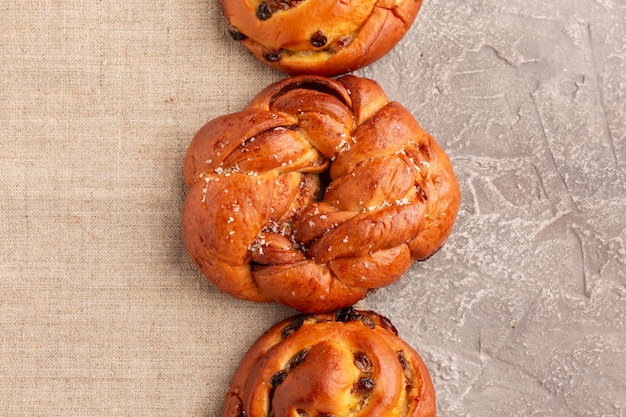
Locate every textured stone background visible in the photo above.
<box><xmin>0</xmin><ymin>0</ymin><xmax>624</xmax><ymax>416</ymax></box>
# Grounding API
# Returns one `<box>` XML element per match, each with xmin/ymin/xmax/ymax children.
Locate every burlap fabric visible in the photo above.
<box><xmin>1</xmin><ymin>1</ymin><xmax>291</xmax><ymax>415</ymax></box>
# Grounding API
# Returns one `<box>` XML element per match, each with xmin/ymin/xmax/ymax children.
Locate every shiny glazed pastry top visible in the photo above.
<box><xmin>182</xmin><ymin>75</ymin><xmax>460</xmax><ymax>313</ymax></box>
<box><xmin>222</xmin><ymin>308</ymin><xmax>436</xmax><ymax>417</ymax></box>
<box><xmin>220</xmin><ymin>0</ymin><xmax>423</xmax><ymax>76</ymax></box>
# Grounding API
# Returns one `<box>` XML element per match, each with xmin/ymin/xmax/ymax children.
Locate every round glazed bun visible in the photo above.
<box><xmin>220</xmin><ymin>0</ymin><xmax>423</xmax><ymax>76</ymax></box>
<box><xmin>222</xmin><ymin>308</ymin><xmax>436</xmax><ymax>417</ymax></box>
<box><xmin>182</xmin><ymin>75</ymin><xmax>460</xmax><ymax>313</ymax></box>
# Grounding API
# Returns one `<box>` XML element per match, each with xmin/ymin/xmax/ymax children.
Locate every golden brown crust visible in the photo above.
<box><xmin>222</xmin><ymin>309</ymin><xmax>436</xmax><ymax>417</ymax></box>
<box><xmin>182</xmin><ymin>75</ymin><xmax>460</xmax><ymax>312</ymax></box>
<box><xmin>220</xmin><ymin>0</ymin><xmax>423</xmax><ymax>76</ymax></box>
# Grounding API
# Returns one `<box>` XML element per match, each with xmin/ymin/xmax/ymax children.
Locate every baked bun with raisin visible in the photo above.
<box><xmin>182</xmin><ymin>75</ymin><xmax>460</xmax><ymax>313</ymax></box>
<box><xmin>223</xmin><ymin>308</ymin><xmax>436</xmax><ymax>417</ymax></box>
<box><xmin>221</xmin><ymin>0</ymin><xmax>423</xmax><ymax>76</ymax></box>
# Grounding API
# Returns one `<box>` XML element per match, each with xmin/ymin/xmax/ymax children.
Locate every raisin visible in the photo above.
<box><xmin>397</xmin><ymin>351</ymin><xmax>407</xmax><ymax>369</ymax></box>
<box><xmin>281</xmin><ymin>314</ymin><xmax>308</xmax><ymax>339</ymax></box>
<box><xmin>330</xmin><ymin>35</ymin><xmax>354</xmax><ymax>53</ymax></box>
<box><xmin>353</xmin><ymin>377</ymin><xmax>376</xmax><ymax>395</ymax></box>
<box><xmin>263</xmin><ymin>50</ymin><xmax>281</xmax><ymax>62</ymax></box>
<box><xmin>290</xmin><ymin>349</ymin><xmax>309</xmax><ymax>369</ymax></box>
<box><xmin>354</xmin><ymin>352</ymin><xmax>373</xmax><ymax>372</ymax></box>
<box><xmin>256</xmin><ymin>2</ymin><xmax>273</xmax><ymax>20</ymax></box>
<box><xmin>272</xmin><ymin>0</ymin><xmax>290</xmax><ymax>10</ymax></box>
<box><xmin>335</xmin><ymin>307</ymin><xmax>356</xmax><ymax>322</ymax></box>
<box><xmin>228</xmin><ymin>28</ymin><xmax>246</xmax><ymax>41</ymax></box>
<box><xmin>310</xmin><ymin>30</ymin><xmax>327</xmax><ymax>47</ymax></box>
<box><xmin>271</xmin><ymin>369</ymin><xmax>288</xmax><ymax>387</ymax></box>
<box><xmin>378</xmin><ymin>314</ymin><xmax>398</xmax><ymax>335</ymax></box>
<box><xmin>356</xmin><ymin>314</ymin><xmax>375</xmax><ymax>329</ymax></box>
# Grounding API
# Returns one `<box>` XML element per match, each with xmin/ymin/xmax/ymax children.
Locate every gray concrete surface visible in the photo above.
<box><xmin>356</xmin><ymin>0</ymin><xmax>626</xmax><ymax>415</ymax></box>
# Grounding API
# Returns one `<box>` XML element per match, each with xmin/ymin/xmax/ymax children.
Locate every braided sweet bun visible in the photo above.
<box><xmin>223</xmin><ymin>308</ymin><xmax>436</xmax><ymax>417</ymax></box>
<box><xmin>221</xmin><ymin>0</ymin><xmax>423</xmax><ymax>76</ymax></box>
<box><xmin>182</xmin><ymin>75</ymin><xmax>460</xmax><ymax>313</ymax></box>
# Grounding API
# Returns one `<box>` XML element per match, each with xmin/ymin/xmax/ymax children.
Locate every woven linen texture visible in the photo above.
<box><xmin>0</xmin><ymin>1</ymin><xmax>288</xmax><ymax>415</ymax></box>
